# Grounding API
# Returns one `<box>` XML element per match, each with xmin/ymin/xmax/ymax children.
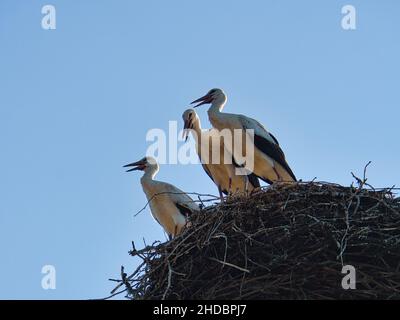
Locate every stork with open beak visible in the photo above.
<box><xmin>124</xmin><ymin>156</ymin><xmax>199</xmax><ymax>239</ymax></box>
<box><xmin>182</xmin><ymin>109</ymin><xmax>260</xmax><ymax>201</ymax></box>
<box><xmin>190</xmin><ymin>89</ymin><xmax>297</xmax><ymax>184</ymax></box>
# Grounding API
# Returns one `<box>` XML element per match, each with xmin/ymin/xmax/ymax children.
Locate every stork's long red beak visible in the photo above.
<box><xmin>191</xmin><ymin>93</ymin><xmax>213</xmax><ymax>108</ymax></box>
<box><xmin>123</xmin><ymin>160</ymin><xmax>146</xmax><ymax>172</ymax></box>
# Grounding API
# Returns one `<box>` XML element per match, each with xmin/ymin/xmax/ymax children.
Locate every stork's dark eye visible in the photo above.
<box><xmin>209</xmin><ymin>89</ymin><xmax>216</xmax><ymax>95</ymax></box>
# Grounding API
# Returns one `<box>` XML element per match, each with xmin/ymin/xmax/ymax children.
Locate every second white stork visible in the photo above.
<box><xmin>124</xmin><ymin>156</ymin><xmax>199</xmax><ymax>239</ymax></box>
<box><xmin>182</xmin><ymin>108</ymin><xmax>260</xmax><ymax>200</ymax></box>
<box><xmin>190</xmin><ymin>88</ymin><xmax>297</xmax><ymax>184</ymax></box>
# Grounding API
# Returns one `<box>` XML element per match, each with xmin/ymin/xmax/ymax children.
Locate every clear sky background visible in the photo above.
<box><xmin>0</xmin><ymin>0</ymin><xmax>399</xmax><ymax>299</ymax></box>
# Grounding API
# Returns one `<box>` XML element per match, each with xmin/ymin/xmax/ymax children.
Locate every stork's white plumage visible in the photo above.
<box><xmin>190</xmin><ymin>89</ymin><xmax>296</xmax><ymax>184</ymax></box>
<box><xmin>182</xmin><ymin>109</ymin><xmax>260</xmax><ymax>200</ymax></box>
<box><xmin>124</xmin><ymin>157</ymin><xmax>199</xmax><ymax>239</ymax></box>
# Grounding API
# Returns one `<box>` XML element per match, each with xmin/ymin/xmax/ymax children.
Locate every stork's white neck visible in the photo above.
<box><xmin>207</xmin><ymin>94</ymin><xmax>227</xmax><ymax>122</ymax></box>
<box><xmin>141</xmin><ymin>166</ymin><xmax>159</xmax><ymax>182</ymax></box>
<box><xmin>191</xmin><ymin>118</ymin><xmax>202</xmax><ymax>137</ymax></box>
<box><xmin>207</xmin><ymin>102</ymin><xmax>226</xmax><ymax>130</ymax></box>
<box><xmin>188</xmin><ymin>118</ymin><xmax>205</xmax><ymax>152</ymax></box>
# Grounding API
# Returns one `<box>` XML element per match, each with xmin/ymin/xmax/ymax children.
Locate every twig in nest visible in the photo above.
<box><xmin>162</xmin><ymin>261</ymin><xmax>173</xmax><ymax>300</ymax></box>
<box><xmin>208</xmin><ymin>257</ymin><xmax>250</xmax><ymax>273</ymax></box>
<box><xmin>120</xmin><ymin>266</ymin><xmax>134</xmax><ymax>297</ymax></box>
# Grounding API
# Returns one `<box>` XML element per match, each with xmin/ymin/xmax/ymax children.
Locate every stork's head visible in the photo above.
<box><xmin>182</xmin><ymin>108</ymin><xmax>199</xmax><ymax>142</ymax></box>
<box><xmin>123</xmin><ymin>156</ymin><xmax>159</xmax><ymax>174</ymax></box>
<box><xmin>191</xmin><ymin>88</ymin><xmax>226</xmax><ymax>108</ymax></box>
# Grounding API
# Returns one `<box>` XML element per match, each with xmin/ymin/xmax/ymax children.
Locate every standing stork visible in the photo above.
<box><xmin>182</xmin><ymin>108</ymin><xmax>260</xmax><ymax>200</ymax></box>
<box><xmin>124</xmin><ymin>156</ymin><xmax>199</xmax><ymax>239</ymax></box>
<box><xmin>190</xmin><ymin>88</ymin><xmax>297</xmax><ymax>184</ymax></box>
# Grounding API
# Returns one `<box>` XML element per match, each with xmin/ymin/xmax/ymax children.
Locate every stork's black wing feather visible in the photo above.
<box><xmin>248</xmin><ymin>173</ymin><xmax>262</xmax><ymax>188</ymax></box>
<box><xmin>231</xmin><ymin>155</ymin><xmax>265</xmax><ymax>187</ymax></box>
<box><xmin>269</xmin><ymin>132</ymin><xmax>280</xmax><ymax>146</ymax></box>
<box><xmin>253</xmin><ymin>134</ymin><xmax>297</xmax><ymax>182</ymax></box>
<box><xmin>175</xmin><ymin>202</ymin><xmax>196</xmax><ymax>217</ymax></box>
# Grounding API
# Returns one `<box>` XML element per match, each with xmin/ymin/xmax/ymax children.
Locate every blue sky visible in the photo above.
<box><xmin>0</xmin><ymin>1</ymin><xmax>399</xmax><ymax>299</ymax></box>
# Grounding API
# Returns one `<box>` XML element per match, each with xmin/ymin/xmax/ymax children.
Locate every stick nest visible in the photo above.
<box><xmin>117</xmin><ymin>181</ymin><xmax>400</xmax><ymax>300</ymax></box>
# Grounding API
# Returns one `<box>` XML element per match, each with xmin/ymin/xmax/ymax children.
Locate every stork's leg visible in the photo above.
<box><xmin>273</xmin><ymin>167</ymin><xmax>282</xmax><ymax>182</ymax></box>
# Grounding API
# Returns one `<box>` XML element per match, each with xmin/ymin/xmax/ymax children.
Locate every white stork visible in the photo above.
<box><xmin>182</xmin><ymin>108</ymin><xmax>260</xmax><ymax>200</ymax></box>
<box><xmin>190</xmin><ymin>88</ymin><xmax>297</xmax><ymax>184</ymax></box>
<box><xmin>124</xmin><ymin>156</ymin><xmax>199</xmax><ymax>239</ymax></box>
